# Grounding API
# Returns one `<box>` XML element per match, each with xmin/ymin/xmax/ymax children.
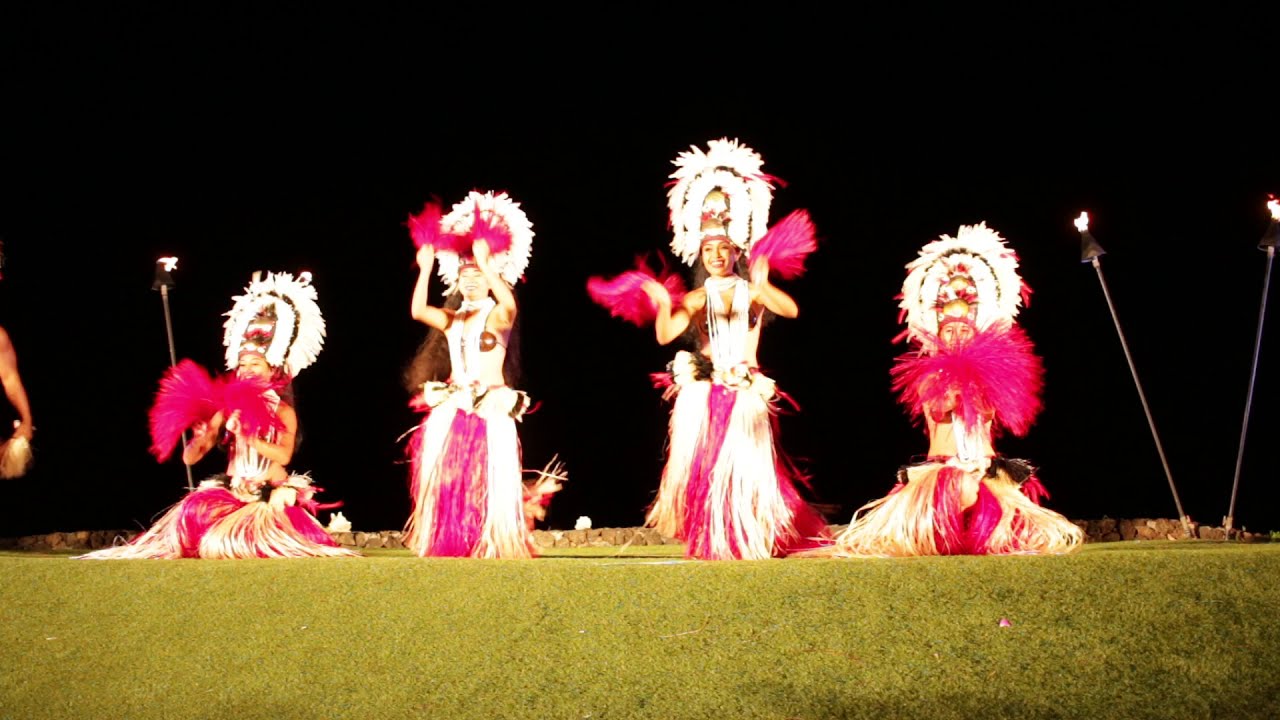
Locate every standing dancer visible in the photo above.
<box><xmin>402</xmin><ymin>190</ymin><xmax>561</xmax><ymax>559</ymax></box>
<box><xmin>78</xmin><ymin>271</ymin><xmax>357</xmax><ymax>559</ymax></box>
<box><xmin>0</xmin><ymin>241</ymin><xmax>34</xmax><ymax>479</ymax></box>
<box><xmin>589</xmin><ymin>138</ymin><xmax>830</xmax><ymax>560</ymax></box>
<box><xmin>810</xmin><ymin>223</ymin><xmax>1083</xmax><ymax>557</ymax></box>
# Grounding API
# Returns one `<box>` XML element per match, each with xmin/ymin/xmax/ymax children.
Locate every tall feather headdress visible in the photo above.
<box><xmin>897</xmin><ymin>222</ymin><xmax>1031</xmax><ymax>349</ymax></box>
<box><xmin>666</xmin><ymin>138</ymin><xmax>775</xmax><ymax>266</ymax></box>
<box><xmin>222</xmin><ymin>271</ymin><xmax>326</xmax><ymax>377</ymax></box>
<box><xmin>429</xmin><ymin>190</ymin><xmax>534</xmax><ymax>296</ymax></box>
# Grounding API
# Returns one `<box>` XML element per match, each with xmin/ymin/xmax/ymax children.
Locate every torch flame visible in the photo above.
<box><xmin>157</xmin><ymin>257</ymin><xmax>178</xmax><ymax>272</ymax></box>
<box><xmin>1073</xmin><ymin>212</ymin><xmax>1090</xmax><ymax>232</ymax></box>
<box><xmin>1268</xmin><ymin>198</ymin><xmax>1279</xmax><ymax>221</ymax></box>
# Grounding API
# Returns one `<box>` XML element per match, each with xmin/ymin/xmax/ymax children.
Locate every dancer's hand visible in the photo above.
<box><xmin>416</xmin><ymin>244</ymin><xmax>435</xmax><ymax>268</ymax></box>
<box><xmin>642</xmin><ymin>279</ymin><xmax>671</xmax><ymax>306</ymax></box>
<box><xmin>472</xmin><ymin>238</ymin><xmax>491</xmax><ymax>267</ymax></box>
<box><xmin>932</xmin><ymin>389</ymin><xmax>961</xmax><ymax>416</ymax></box>
<box><xmin>225</xmin><ymin>410</ymin><xmax>243</xmax><ymax>436</ymax></box>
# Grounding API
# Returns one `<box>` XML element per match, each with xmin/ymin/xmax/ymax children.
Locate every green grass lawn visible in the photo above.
<box><xmin>2</xmin><ymin>541</ymin><xmax>1277</xmax><ymax>719</ymax></box>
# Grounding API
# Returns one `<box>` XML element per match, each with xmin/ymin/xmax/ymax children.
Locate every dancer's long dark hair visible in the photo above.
<box><xmin>402</xmin><ymin>290</ymin><xmax>523</xmax><ymax>393</ymax></box>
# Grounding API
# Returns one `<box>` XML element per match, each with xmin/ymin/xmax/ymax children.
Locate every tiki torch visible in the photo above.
<box><xmin>154</xmin><ymin>256</ymin><xmax>194</xmax><ymax>491</ymax></box>
<box><xmin>1075</xmin><ymin>212</ymin><xmax>1191</xmax><ymax>537</ymax></box>
<box><xmin>1223</xmin><ymin>197</ymin><xmax>1280</xmax><ymax>538</ymax></box>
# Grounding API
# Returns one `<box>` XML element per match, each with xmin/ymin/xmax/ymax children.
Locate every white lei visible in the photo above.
<box><xmin>704</xmin><ymin>276</ymin><xmax>748</xmax><ymax>370</ymax></box>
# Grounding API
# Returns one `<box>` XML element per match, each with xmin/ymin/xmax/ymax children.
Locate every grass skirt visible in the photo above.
<box><xmin>75</xmin><ymin>476</ymin><xmax>358</xmax><ymax>559</ymax></box>
<box><xmin>810</xmin><ymin>457</ymin><xmax>1083</xmax><ymax>558</ymax></box>
<box><xmin>646</xmin><ymin>378</ymin><xmax>830</xmax><ymax>560</ymax></box>
<box><xmin>404</xmin><ymin>386</ymin><xmax>535</xmax><ymax>559</ymax></box>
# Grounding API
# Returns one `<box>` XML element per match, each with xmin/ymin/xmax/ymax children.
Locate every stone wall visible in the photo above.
<box><xmin>1</xmin><ymin>518</ymin><xmax>1270</xmax><ymax>553</ymax></box>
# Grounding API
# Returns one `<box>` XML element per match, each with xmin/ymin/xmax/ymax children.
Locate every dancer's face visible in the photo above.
<box><xmin>237</xmin><ymin>353</ymin><xmax>273</xmax><ymax>380</ymax></box>
<box><xmin>458</xmin><ymin>265</ymin><xmax>489</xmax><ymax>300</ymax></box>
<box><xmin>938</xmin><ymin>319</ymin><xmax>975</xmax><ymax>349</ymax></box>
<box><xmin>700</xmin><ymin>237</ymin><xmax>737</xmax><ymax>278</ymax></box>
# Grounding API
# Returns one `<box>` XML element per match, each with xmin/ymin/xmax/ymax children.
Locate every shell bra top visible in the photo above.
<box><xmin>446</xmin><ymin>296</ymin><xmax>499</xmax><ymax>386</ymax></box>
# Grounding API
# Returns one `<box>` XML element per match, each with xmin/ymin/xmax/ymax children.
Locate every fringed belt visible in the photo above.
<box><xmin>421</xmin><ymin>381</ymin><xmax>531</xmax><ymax>421</ymax></box>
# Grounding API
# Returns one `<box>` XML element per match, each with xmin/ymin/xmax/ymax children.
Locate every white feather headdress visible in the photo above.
<box><xmin>222</xmin><ymin>271</ymin><xmax>326</xmax><ymax>377</ymax></box>
<box><xmin>435</xmin><ymin>190</ymin><xmax>534</xmax><ymax>296</ymax></box>
<box><xmin>667</xmin><ymin>138</ymin><xmax>774</xmax><ymax>266</ymax></box>
<box><xmin>899</xmin><ymin>222</ymin><xmax>1028</xmax><ymax>346</ymax></box>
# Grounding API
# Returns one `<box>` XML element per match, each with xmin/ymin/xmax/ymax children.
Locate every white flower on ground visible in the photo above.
<box><xmin>327</xmin><ymin>511</ymin><xmax>352</xmax><ymax>533</ymax></box>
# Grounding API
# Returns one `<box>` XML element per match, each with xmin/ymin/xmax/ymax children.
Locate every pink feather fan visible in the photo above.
<box><xmin>219</xmin><ymin>374</ymin><xmax>286</xmax><ymax>438</ymax></box>
<box><xmin>407</xmin><ymin>198</ymin><xmax>468</xmax><ymax>255</ymax></box>
<box><xmin>148</xmin><ymin>360</ymin><xmax>288</xmax><ymax>462</ymax></box>
<box><xmin>748</xmin><ymin>209</ymin><xmax>817</xmax><ymax>280</ymax></box>
<box><xmin>587</xmin><ymin>255</ymin><xmax>688</xmax><ymax>327</ymax></box>
<box><xmin>890</xmin><ymin>322</ymin><xmax>1044</xmax><ymax>437</ymax></box>
<box><xmin>148</xmin><ymin>360</ymin><xmax>220</xmax><ymax>461</ymax></box>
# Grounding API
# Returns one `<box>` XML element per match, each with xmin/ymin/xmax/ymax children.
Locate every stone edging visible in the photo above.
<box><xmin>1</xmin><ymin>518</ymin><xmax>1271</xmax><ymax>552</ymax></box>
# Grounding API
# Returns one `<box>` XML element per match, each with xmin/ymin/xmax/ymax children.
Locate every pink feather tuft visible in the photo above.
<box><xmin>407</xmin><ymin>198</ymin><xmax>471</xmax><ymax>254</ymax></box>
<box><xmin>219</xmin><ymin>374</ymin><xmax>286</xmax><ymax>437</ymax></box>
<box><xmin>468</xmin><ymin>205</ymin><xmax>514</xmax><ymax>256</ymax></box>
<box><xmin>651</xmin><ymin>252</ymin><xmax>687</xmax><ymax>307</ymax></box>
<box><xmin>434</xmin><ymin>231</ymin><xmax>471</xmax><ymax>255</ymax></box>
<box><xmin>890</xmin><ymin>322</ymin><xmax>1044</xmax><ymax>437</ymax></box>
<box><xmin>587</xmin><ymin>271</ymin><xmax>659</xmax><ymax>326</ymax></box>
<box><xmin>408</xmin><ymin>394</ymin><xmax>430</xmax><ymax>413</ymax></box>
<box><xmin>407</xmin><ymin>199</ymin><xmax>444</xmax><ymax>249</ymax></box>
<box><xmin>586</xmin><ymin>256</ymin><xmax>687</xmax><ymax>326</ymax></box>
<box><xmin>149</xmin><ymin>360</ymin><xmax>220</xmax><ymax>462</ymax></box>
<box><xmin>1021</xmin><ymin>475</ymin><xmax>1049</xmax><ymax>505</ymax></box>
<box><xmin>749</xmin><ymin>209</ymin><xmax>817</xmax><ymax>280</ymax></box>
<box><xmin>650</xmin><ymin>370</ymin><xmax>675</xmax><ymax>390</ymax></box>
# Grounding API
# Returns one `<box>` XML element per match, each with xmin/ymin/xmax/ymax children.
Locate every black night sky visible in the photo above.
<box><xmin>2</xmin><ymin>8</ymin><xmax>1277</xmax><ymax>538</ymax></box>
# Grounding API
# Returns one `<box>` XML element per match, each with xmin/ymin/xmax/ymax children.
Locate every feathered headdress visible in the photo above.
<box><xmin>667</xmin><ymin>138</ymin><xmax>776</xmax><ymax>266</ymax></box>
<box><xmin>897</xmin><ymin>222</ymin><xmax>1031</xmax><ymax>349</ymax></box>
<box><xmin>409</xmin><ymin>190</ymin><xmax>534</xmax><ymax>296</ymax></box>
<box><xmin>222</xmin><ymin>271</ymin><xmax>326</xmax><ymax>377</ymax></box>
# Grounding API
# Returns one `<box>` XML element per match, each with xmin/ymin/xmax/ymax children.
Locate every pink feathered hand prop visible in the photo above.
<box><xmin>407</xmin><ymin>198</ymin><xmax>468</xmax><ymax>255</ymax></box>
<box><xmin>149</xmin><ymin>360</ymin><xmax>219</xmax><ymax>461</ymax></box>
<box><xmin>890</xmin><ymin>322</ymin><xmax>1044</xmax><ymax>437</ymax></box>
<box><xmin>468</xmin><ymin>205</ymin><xmax>514</xmax><ymax>256</ymax></box>
<box><xmin>219</xmin><ymin>374</ymin><xmax>286</xmax><ymax>438</ymax></box>
<box><xmin>748</xmin><ymin>209</ymin><xmax>817</xmax><ymax>280</ymax></box>
<box><xmin>148</xmin><ymin>361</ymin><xmax>287</xmax><ymax>462</ymax></box>
<box><xmin>587</xmin><ymin>255</ymin><xmax>687</xmax><ymax>327</ymax></box>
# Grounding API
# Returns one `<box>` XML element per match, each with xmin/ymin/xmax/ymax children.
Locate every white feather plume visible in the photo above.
<box><xmin>222</xmin><ymin>271</ymin><xmax>326</xmax><ymax>376</ymax></box>
<box><xmin>435</xmin><ymin>190</ymin><xmax>535</xmax><ymax>296</ymax></box>
<box><xmin>667</xmin><ymin>138</ymin><xmax>774</xmax><ymax>266</ymax></box>
<box><xmin>899</xmin><ymin>222</ymin><xmax>1026</xmax><ymax>345</ymax></box>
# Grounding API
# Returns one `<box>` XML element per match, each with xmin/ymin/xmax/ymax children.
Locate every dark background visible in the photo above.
<box><xmin>2</xmin><ymin>8</ymin><xmax>1277</xmax><ymax>537</ymax></box>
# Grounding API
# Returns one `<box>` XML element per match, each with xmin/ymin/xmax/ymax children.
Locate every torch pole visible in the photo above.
<box><xmin>156</xmin><ymin>260</ymin><xmax>194</xmax><ymax>491</ymax></box>
<box><xmin>1089</xmin><ymin>257</ymin><xmax>1190</xmax><ymax>535</ymax></box>
<box><xmin>1224</xmin><ymin>209</ymin><xmax>1279</xmax><ymax>538</ymax></box>
<box><xmin>1078</xmin><ymin>217</ymin><xmax>1192</xmax><ymax>537</ymax></box>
